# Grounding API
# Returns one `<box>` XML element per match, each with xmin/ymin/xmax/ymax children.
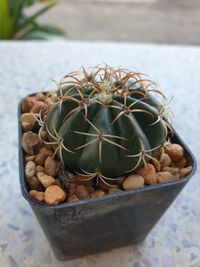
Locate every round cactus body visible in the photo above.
<box><xmin>44</xmin><ymin>66</ymin><xmax>170</xmax><ymax>183</ymax></box>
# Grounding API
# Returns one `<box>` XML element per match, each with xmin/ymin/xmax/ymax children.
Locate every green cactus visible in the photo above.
<box><xmin>43</xmin><ymin>65</ymin><xmax>171</xmax><ymax>185</ymax></box>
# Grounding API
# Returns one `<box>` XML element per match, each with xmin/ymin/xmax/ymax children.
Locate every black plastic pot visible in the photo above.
<box><xmin>18</xmin><ymin>96</ymin><xmax>197</xmax><ymax>261</ymax></box>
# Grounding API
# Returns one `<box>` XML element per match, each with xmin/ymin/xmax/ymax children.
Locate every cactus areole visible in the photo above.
<box><xmin>43</xmin><ymin>66</ymin><xmax>170</xmax><ymax>185</ymax></box>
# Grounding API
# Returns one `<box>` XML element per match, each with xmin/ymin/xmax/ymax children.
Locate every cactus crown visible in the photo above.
<box><xmin>42</xmin><ymin>65</ymin><xmax>171</xmax><ymax>185</ymax></box>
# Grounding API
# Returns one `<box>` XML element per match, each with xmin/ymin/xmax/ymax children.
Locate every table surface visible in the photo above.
<box><xmin>0</xmin><ymin>41</ymin><xmax>199</xmax><ymax>267</ymax></box>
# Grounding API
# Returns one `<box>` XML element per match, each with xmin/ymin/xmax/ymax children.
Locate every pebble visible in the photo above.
<box><xmin>27</xmin><ymin>176</ymin><xmax>43</xmax><ymax>190</ymax></box>
<box><xmin>90</xmin><ymin>190</ymin><xmax>105</xmax><ymax>198</ymax></box>
<box><xmin>67</xmin><ymin>194</ymin><xmax>79</xmax><ymax>202</ymax></box>
<box><xmin>162</xmin><ymin>166</ymin><xmax>179</xmax><ymax>175</ymax></box>
<box><xmin>34</xmin><ymin>93</ymin><xmax>46</xmax><ymax>101</ymax></box>
<box><xmin>122</xmin><ymin>174</ymin><xmax>145</xmax><ymax>190</ymax></box>
<box><xmin>152</xmin><ymin>158</ymin><xmax>161</xmax><ymax>172</ymax></box>
<box><xmin>22</xmin><ymin>97</ymin><xmax>34</xmax><ymax>113</ymax></box>
<box><xmin>44</xmin><ymin>96</ymin><xmax>55</xmax><ymax>107</ymax></box>
<box><xmin>175</xmin><ymin>157</ymin><xmax>187</xmax><ymax>168</ymax></box>
<box><xmin>21</xmin><ymin>122</ymin><xmax>33</xmax><ymax>132</ymax></box>
<box><xmin>39</xmin><ymin>147</ymin><xmax>53</xmax><ymax>156</ymax></box>
<box><xmin>35</xmin><ymin>165</ymin><xmax>45</xmax><ymax>174</ymax></box>
<box><xmin>44</xmin><ymin>143</ymin><xmax>52</xmax><ymax>150</ymax></box>
<box><xmin>22</xmin><ymin>131</ymin><xmax>39</xmax><ymax>155</ymax></box>
<box><xmin>157</xmin><ymin>171</ymin><xmax>176</xmax><ymax>183</ymax></box>
<box><xmin>34</xmin><ymin>153</ymin><xmax>47</xmax><ymax>166</ymax></box>
<box><xmin>179</xmin><ymin>166</ymin><xmax>193</xmax><ymax>178</ymax></box>
<box><xmin>37</xmin><ymin>172</ymin><xmax>56</xmax><ymax>188</ymax></box>
<box><xmin>40</xmin><ymin>130</ymin><xmax>48</xmax><ymax>141</ymax></box>
<box><xmin>25</xmin><ymin>155</ymin><xmax>35</xmax><ymax>163</ymax></box>
<box><xmin>75</xmin><ymin>185</ymin><xmax>89</xmax><ymax>199</ymax></box>
<box><xmin>160</xmin><ymin>153</ymin><xmax>172</xmax><ymax>167</ymax></box>
<box><xmin>44</xmin><ymin>185</ymin><xmax>66</xmax><ymax>205</ymax></box>
<box><xmin>21</xmin><ymin>113</ymin><xmax>36</xmax><ymax>131</ymax></box>
<box><xmin>29</xmin><ymin>190</ymin><xmax>44</xmax><ymax>202</ymax></box>
<box><xmin>31</xmin><ymin>101</ymin><xmax>47</xmax><ymax>114</ymax></box>
<box><xmin>44</xmin><ymin>156</ymin><xmax>57</xmax><ymax>177</ymax></box>
<box><xmin>136</xmin><ymin>163</ymin><xmax>157</xmax><ymax>185</ymax></box>
<box><xmin>69</xmin><ymin>183</ymin><xmax>77</xmax><ymax>194</ymax></box>
<box><xmin>165</xmin><ymin>143</ymin><xmax>184</xmax><ymax>161</ymax></box>
<box><xmin>109</xmin><ymin>187</ymin><xmax>122</xmax><ymax>194</ymax></box>
<box><xmin>25</xmin><ymin>161</ymin><xmax>36</xmax><ymax>178</ymax></box>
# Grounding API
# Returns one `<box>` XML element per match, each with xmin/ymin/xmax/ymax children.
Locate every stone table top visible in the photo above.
<box><xmin>0</xmin><ymin>41</ymin><xmax>199</xmax><ymax>267</ymax></box>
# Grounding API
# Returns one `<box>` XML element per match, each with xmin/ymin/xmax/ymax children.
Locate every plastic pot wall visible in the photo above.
<box><xmin>18</xmin><ymin>97</ymin><xmax>197</xmax><ymax>261</ymax></box>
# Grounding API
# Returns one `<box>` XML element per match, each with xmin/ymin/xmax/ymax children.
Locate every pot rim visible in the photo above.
<box><xmin>18</xmin><ymin>94</ymin><xmax>197</xmax><ymax>209</ymax></box>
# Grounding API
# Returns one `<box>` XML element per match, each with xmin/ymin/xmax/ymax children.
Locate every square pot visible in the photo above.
<box><xmin>18</xmin><ymin>95</ymin><xmax>197</xmax><ymax>261</ymax></box>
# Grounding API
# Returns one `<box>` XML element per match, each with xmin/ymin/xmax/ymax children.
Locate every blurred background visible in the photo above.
<box><xmin>1</xmin><ymin>0</ymin><xmax>200</xmax><ymax>44</ymax></box>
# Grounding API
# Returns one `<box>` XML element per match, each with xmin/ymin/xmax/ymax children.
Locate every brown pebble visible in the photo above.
<box><xmin>90</xmin><ymin>190</ymin><xmax>105</xmax><ymax>198</ymax></box>
<box><xmin>109</xmin><ymin>187</ymin><xmax>122</xmax><ymax>194</ymax></box>
<box><xmin>69</xmin><ymin>183</ymin><xmax>77</xmax><ymax>194</ymax></box>
<box><xmin>175</xmin><ymin>157</ymin><xmax>187</xmax><ymax>168</ymax></box>
<box><xmin>22</xmin><ymin>122</ymin><xmax>34</xmax><ymax>132</ymax></box>
<box><xmin>39</xmin><ymin>147</ymin><xmax>53</xmax><ymax>156</ymax></box>
<box><xmin>152</xmin><ymin>158</ymin><xmax>161</xmax><ymax>172</ymax></box>
<box><xmin>31</xmin><ymin>101</ymin><xmax>47</xmax><ymax>114</ymax></box>
<box><xmin>21</xmin><ymin>113</ymin><xmax>36</xmax><ymax>131</ymax></box>
<box><xmin>34</xmin><ymin>139</ymin><xmax>43</xmax><ymax>154</ymax></box>
<box><xmin>22</xmin><ymin>131</ymin><xmax>39</xmax><ymax>155</ymax></box>
<box><xmin>44</xmin><ymin>143</ymin><xmax>53</xmax><ymax>150</ymax></box>
<box><xmin>44</xmin><ymin>185</ymin><xmax>66</xmax><ymax>205</ymax></box>
<box><xmin>34</xmin><ymin>153</ymin><xmax>47</xmax><ymax>166</ymax></box>
<box><xmin>45</xmin><ymin>156</ymin><xmax>57</xmax><ymax>177</ymax></box>
<box><xmin>44</xmin><ymin>96</ymin><xmax>55</xmax><ymax>107</ymax></box>
<box><xmin>37</xmin><ymin>172</ymin><xmax>56</xmax><ymax>188</ymax></box>
<box><xmin>122</xmin><ymin>174</ymin><xmax>144</xmax><ymax>190</ymax></box>
<box><xmin>34</xmin><ymin>92</ymin><xmax>45</xmax><ymax>101</ymax></box>
<box><xmin>40</xmin><ymin>130</ymin><xmax>48</xmax><ymax>141</ymax></box>
<box><xmin>67</xmin><ymin>194</ymin><xmax>79</xmax><ymax>202</ymax></box>
<box><xmin>35</xmin><ymin>165</ymin><xmax>45</xmax><ymax>174</ymax></box>
<box><xmin>25</xmin><ymin>161</ymin><xmax>36</xmax><ymax>178</ymax></box>
<box><xmin>75</xmin><ymin>185</ymin><xmax>89</xmax><ymax>199</ymax></box>
<box><xmin>25</xmin><ymin>155</ymin><xmax>35</xmax><ymax>163</ymax></box>
<box><xmin>157</xmin><ymin>171</ymin><xmax>176</xmax><ymax>183</ymax></box>
<box><xmin>165</xmin><ymin>143</ymin><xmax>184</xmax><ymax>161</ymax></box>
<box><xmin>160</xmin><ymin>153</ymin><xmax>172</xmax><ymax>168</ymax></box>
<box><xmin>179</xmin><ymin>166</ymin><xmax>193</xmax><ymax>178</ymax></box>
<box><xmin>29</xmin><ymin>190</ymin><xmax>44</xmax><ymax>202</ymax></box>
<box><xmin>22</xmin><ymin>97</ymin><xmax>34</xmax><ymax>113</ymax></box>
<box><xmin>162</xmin><ymin>167</ymin><xmax>179</xmax><ymax>175</ymax></box>
<box><xmin>136</xmin><ymin>163</ymin><xmax>157</xmax><ymax>185</ymax></box>
<box><xmin>27</xmin><ymin>176</ymin><xmax>43</xmax><ymax>190</ymax></box>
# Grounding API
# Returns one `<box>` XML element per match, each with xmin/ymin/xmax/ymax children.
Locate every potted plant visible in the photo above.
<box><xmin>0</xmin><ymin>0</ymin><xmax>64</xmax><ymax>40</ymax></box>
<box><xmin>18</xmin><ymin>65</ymin><xmax>196</xmax><ymax>261</ymax></box>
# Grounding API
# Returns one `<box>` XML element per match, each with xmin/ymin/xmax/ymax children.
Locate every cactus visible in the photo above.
<box><xmin>42</xmin><ymin>65</ymin><xmax>171</xmax><ymax>185</ymax></box>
